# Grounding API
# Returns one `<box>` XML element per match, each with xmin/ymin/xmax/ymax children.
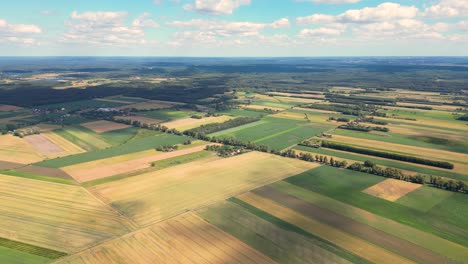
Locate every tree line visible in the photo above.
<box><xmin>113</xmin><ymin>117</ymin><xmax>465</xmax><ymax>193</ymax></box>
<box><xmin>321</xmin><ymin>141</ymin><xmax>454</xmax><ymax>169</ymax></box>
<box><xmin>185</xmin><ymin>117</ymin><xmax>260</xmax><ymax>135</ymax></box>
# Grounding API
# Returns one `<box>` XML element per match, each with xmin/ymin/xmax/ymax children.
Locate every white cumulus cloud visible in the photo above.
<box><xmin>183</xmin><ymin>0</ymin><xmax>251</xmax><ymax>15</ymax></box>
<box><xmin>424</xmin><ymin>0</ymin><xmax>468</xmax><ymax>18</ymax></box>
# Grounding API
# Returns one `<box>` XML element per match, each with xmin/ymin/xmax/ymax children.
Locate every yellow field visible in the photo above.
<box><xmin>66</xmin><ymin>127</ymin><xmax>111</xmax><ymax>149</ymax></box>
<box><xmin>384</xmin><ymin>123</ymin><xmax>468</xmax><ymax>144</ymax></box>
<box><xmin>91</xmin><ymin>152</ymin><xmax>318</xmax><ymax>226</ymax></box>
<box><xmin>43</xmin><ymin>132</ymin><xmax>86</xmax><ymax>156</ymax></box>
<box><xmin>56</xmin><ymin>213</ymin><xmax>274</xmax><ymax>264</ymax></box>
<box><xmin>0</xmin><ymin>134</ymin><xmax>44</xmax><ymax>164</ymax></box>
<box><xmin>161</xmin><ymin>115</ymin><xmax>232</xmax><ymax>131</ymax></box>
<box><xmin>0</xmin><ymin>175</ymin><xmax>135</xmax><ymax>253</ymax></box>
<box><xmin>238</xmin><ymin>192</ymin><xmax>413</xmax><ymax>264</ymax></box>
<box><xmin>273</xmin><ymin>111</ymin><xmax>331</xmax><ymax>124</ymax></box>
<box><xmin>326</xmin><ymin>134</ymin><xmax>468</xmax><ymax>166</ymax></box>
<box><xmin>363</xmin><ymin>179</ymin><xmax>422</xmax><ymax>201</ymax></box>
<box><xmin>63</xmin><ymin>144</ymin><xmax>213</xmax><ymax>183</ymax></box>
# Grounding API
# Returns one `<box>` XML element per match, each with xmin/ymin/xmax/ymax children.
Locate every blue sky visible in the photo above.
<box><xmin>0</xmin><ymin>0</ymin><xmax>467</xmax><ymax>56</ymax></box>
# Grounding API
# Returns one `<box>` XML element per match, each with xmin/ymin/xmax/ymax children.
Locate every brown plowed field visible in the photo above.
<box><xmin>254</xmin><ymin>186</ymin><xmax>451</xmax><ymax>264</ymax></box>
<box><xmin>80</xmin><ymin>120</ymin><xmax>130</xmax><ymax>133</ymax></box>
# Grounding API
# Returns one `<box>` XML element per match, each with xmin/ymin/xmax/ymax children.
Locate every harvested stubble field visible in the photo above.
<box><xmin>114</xmin><ymin>115</ymin><xmax>163</xmax><ymax>125</ymax></box>
<box><xmin>294</xmin><ymin>145</ymin><xmax>468</xmax><ymax>182</ymax></box>
<box><xmin>42</xmin><ymin>132</ymin><xmax>85</xmax><ymax>155</ymax></box>
<box><xmin>24</xmin><ymin>134</ymin><xmax>64</xmax><ymax>156</ymax></box>
<box><xmin>325</xmin><ymin>134</ymin><xmax>468</xmax><ymax>167</ymax></box>
<box><xmin>272</xmin><ymin>181</ymin><xmax>468</xmax><ymax>263</ymax></box>
<box><xmin>0</xmin><ymin>175</ymin><xmax>135</xmax><ymax>253</ymax></box>
<box><xmin>237</xmin><ymin>191</ymin><xmax>414</xmax><ymax>264</ymax></box>
<box><xmin>161</xmin><ymin>115</ymin><xmax>232</xmax><ymax>131</ymax></box>
<box><xmin>285</xmin><ymin>166</ymin><xmax>468</xmax><ymax>248</ymax></box>
<box><xmin>35</xmin><ymin>132</ymin><xmax>187</xmax><ymax>168</ymax></box>
<box><xmin>80</xmin><ymin>120</ymin><xmax>130</xmax><ymax>133</ymax></box>
<box><xmin>363</xmin><ymin>179</ymin><xmax>422</xmax><ymax>202</ymax></box>
<box><xmin>91</xmin><ymin>152</ymin><xmax>318</xmax><ymax>226</ymax></box>
<box><xmin>56</xmin><ymin>213</ymin><xmax>274</xmax><ymax>264</ymax></box>
<box><xmin>198</xmin><ymin>201</ymin><xmax>355</xmax><ymax>264</ymax></box>
<box><xmin>55</xmin><ymin>126</ymin><xmax>111</xmax><ymax>151</ymax></box>
<box><xmin>242</xmin><ymin>104</ymin><xmax>286</xmax><ymax>111</ymax></box>
<box><xmin>0</xmin><ymin>135</ymin><xmax>44</xmax><ymax>164</ymax></box>
<box><xmin>63</xmin><ymin>144</ymin><xmax>213</xmax><ymax>183</ymax></box>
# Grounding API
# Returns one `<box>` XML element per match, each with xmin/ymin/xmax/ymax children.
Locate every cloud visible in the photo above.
<box><xmin>167</xmin><ymin>18</ymin><xmax>289</xmax><ymax>37</ymax></box>
<box><xmin>351</xmin><ymin>19</ymin><xmax>446</xmax><ymax>40</ymax></box>
<box><xmin>297</xmin><ymin>2</ymin><xmax>418</xmax><ymax>25</ymax></box>
<box><xmin>183</xmin><ymin>0</ymin><xmax>251</xmax><ymax>15</ymax></box>
<box><xmin>424</xmin><ymin>0</ymin><xmax>468</xmax><ymax>18</ymax></box>
<box><xmin>0</xmin><ymin>18</ymin><xmax>42</xmax><ymax>45</ymax></box>
<box><xmin>299</xmin><ymin>27</ymin><xmax>344</xmax><ymax>38</ymax></box>
<box><xmin>458</xmin><ymin>21</ymin><xmax>468</xmax><ymax>31</ymax></box>
<box><xmin>167</xmin><ymin>18</ymin><xmax>290</xmax><ymax>46</ymax></box>
<box><xmin>62</xmin><ymin>11</ymin><xmax>158</xmax><ymax>46</ymax></box>
<box><xmin>132</xmin><ymin>13</ymin><xmax>160</xmax><ymax>28</ymax></box>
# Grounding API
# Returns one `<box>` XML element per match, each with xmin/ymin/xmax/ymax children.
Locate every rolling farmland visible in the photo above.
<box><xmin>0</xmin><ymin>175</ymin><xmax>135</xmax><ymax>253</ymax></box>
<box><xmin>56</xmin><ymin>213</ymin><xmax>274</xmax><ymax>264</ymax></box>
<box><xmin>91</xmin><ymin>152</ymin><xmax>318</xmax><ymax>226</ymax></box>
<box><xmin>0</xmin><ymin>57</ymin><xmax>467</xmax><ymax>263</ymax></box>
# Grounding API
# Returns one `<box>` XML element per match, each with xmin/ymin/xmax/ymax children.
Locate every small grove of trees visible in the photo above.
<box><xmin>321</xmin><ymin>141</ymin><xmax>454</xmax><ymax>169</ymax></box>
<box><xmin>348</xmin><ymin>161</ymin><xmax>425</xmax><ymax>184</ymax></box>
<box><xmin>338</xmin><ymin>123</ymin><xmax>389</xmax><ymax>132</ymax></box>
<box><xmin>156</xmin><ymin>145</ymin><xmax>178</xmax><ymax>152</ymax></box>
<box><xmin>328</xmin><ymin>117</ymin><xmax>350</xmax><ymax>122</ymax></box>
<box><xmin>205</xmin><ymin>145</ymin><xmax>246</xmax><ymax>157</ymax></box>
<box><xmin>430</xmin><ymin>176</ymin><xmax>466</xmax><ymax>193</ymax></box>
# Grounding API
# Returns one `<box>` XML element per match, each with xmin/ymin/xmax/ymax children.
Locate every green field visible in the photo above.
<box><xmin>0</xmin><ymin>237</ymin><xmax>66</xmax><ymax>262</ymax></box>
<box><xmin>0</xmin><ymin>247</ymin><xmax>50</xmax><ymax>264</ymax></box>
<box><xmin>218</xmin><ymin>108</ymin><xmax>266</xmax><ymax>118</ymax></box>
<box><xmin>294</xmin><ymin>145</ymin><xmax>468</xmax><ymax>181</ymax></box>
<box><xmin>270</xmin><ymin>181</ymin><xmax>468</xmax><ymax>263</ymax></box>
<box><xmin>396</xmin><ymin>186</ymin><xmax>454</xmax><ymax>212</ymax></box>
<box><xmin>284</xmin><ymin>166</ymin><xmax>468</xmax><ymax>247</ymax></box>
<box><xmin>83</xmin><ymin>150</ymin><xmax>214</xmax><ymax>187</ymax></box>
<box><xmin>35</xmin><ymin>133</ymin><xmax>187</xmax><ymax>168</ymax></box>
<box><xmin>216</xmin><ymin>116</ymin><xmax>332</xmax><ymax>150</ymax></box>
<box><xmin>0</xmin><ymin>170</ymin><xmax>76</xmax><ymax>185</ymax></box>
<box><xmin>198</xmin><ymin>201</ymin><xmax>362</xmax><ymax>264</ymax></box>
<box><xmin>332</xmin><ymin>128</ymin><xmax>468</xmax><ymax>154</ymax></box>
<box><xmin>138</xmin><ymin>109</ymin><xmax>196</xmax><ymax>121</ymax></box>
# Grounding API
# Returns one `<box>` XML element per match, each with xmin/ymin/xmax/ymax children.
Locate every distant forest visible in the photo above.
<box><xmin>1</xmin><ymin>57</ymin><xmax>467</xmax><ymax>106</ymax></box>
